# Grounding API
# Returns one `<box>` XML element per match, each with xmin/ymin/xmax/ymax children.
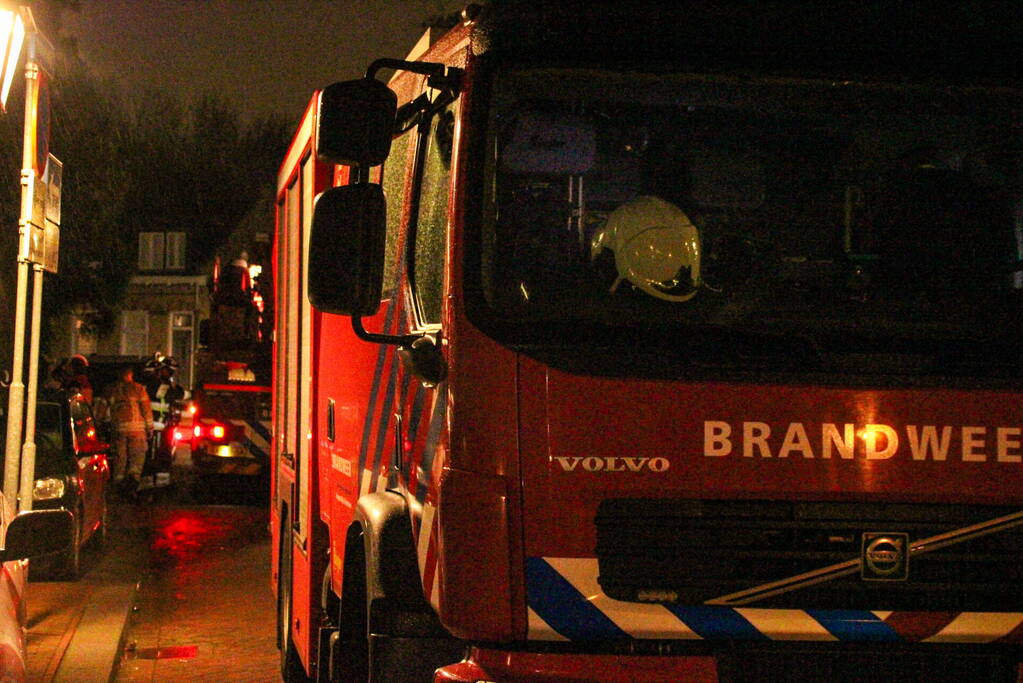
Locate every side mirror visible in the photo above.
<box><xmin>308</xmin><ymin>184</ymin><xmax>387</xmax><ymax>316</ymax></box>
<box><xmin>316</xmin><ymin>78</ymin><xmax>398</xmax><ymax>167</ymax></box>
<box><xmin>0</xmin><ymin>509</ymin><xmax>74</xmax><ymax>561</ymax></box>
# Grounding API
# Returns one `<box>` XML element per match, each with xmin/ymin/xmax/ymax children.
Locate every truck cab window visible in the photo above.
<box><xmin>413</xmin><ymin>105</ymin><xmax>457</xmax><ymax>325</ymax></box>
<box><xmin>381</xmin><ymin>134</ymin><xmax>412</xmax><ymax>298</ymax></box>
<box><xmin>479</xmin><ymin>68</ymin><xmax>1023</xmax><ymax>378</ymax></box>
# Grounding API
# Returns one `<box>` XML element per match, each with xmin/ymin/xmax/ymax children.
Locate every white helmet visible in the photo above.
<box><xmin>590</xmin><ymin>195</ymin><xmax>701</xmax><ymax>302</ymax></box>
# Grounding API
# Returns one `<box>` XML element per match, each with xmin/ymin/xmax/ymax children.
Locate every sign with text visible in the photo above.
<box><xmin>27</xmin><ymin>154</ymin><xmax>61</xmax><ymax>272</ymax></box>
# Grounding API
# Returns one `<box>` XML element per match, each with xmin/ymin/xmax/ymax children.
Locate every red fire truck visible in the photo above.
<box><xmin>191</xmin><ymin>249</ymin><xmax>273</xmax><ymax>491</ymax></box>
<box><xmin>273</xmin><ymin>3</ymin><xmax>1023</xmax><ymax>681</ymax></box>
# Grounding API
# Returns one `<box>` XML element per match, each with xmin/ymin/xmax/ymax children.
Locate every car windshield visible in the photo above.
<box><xmin>0</xmin><ymin>401</ymin><xmax>65</xmax><ymax>464</ymax></box>
<box><xmin>478</xmin><ymin>68</ymin><xmax>1023</xmax><ymax>378</ymax></box>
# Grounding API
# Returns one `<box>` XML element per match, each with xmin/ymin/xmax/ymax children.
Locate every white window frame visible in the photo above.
<box><xmin>69</xmin><ymin>312</ymin><xmax>97</xmax><ymax>356</ymax></box>
<box><xmin>168</xmin><ymin>311</ymin><xmax>195</xmax><ymax>388</ymax></box>
<box><xmin>120</xmin><ymin>310</ymin><xmax>149</xmax><ymax>356</ymax></box>
<box><xmin>165</xmin><ymin>232</ymin><xmax>187</xmax><ymax>270</ymax></box>
<box><xmin>138</xmin><ymin>232</ymin><xmax>165</xmax><ymax>271</ymax></box>
<box><xmin>138</xmin><ymin>231</ymin><xmax>187</xmax><ymax>270</ymax></box>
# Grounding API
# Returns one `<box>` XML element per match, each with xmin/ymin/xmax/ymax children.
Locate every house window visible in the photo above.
<box><xmin>169</xmin><ymin>311</ymin><xmax>194</xmax><ymax>388</ymax></box>
<box><xmin>70</xmin><ymin>314</ymin><xmax>97</xmax><ymax>356</ymax></box>
<box><xmin>120</xmin><ymin>310</ymin><xmax>148</xmax><ymax>356</ymax></box>
<box><xmin>166</xmin><ymin>232</ymin><xmax>186</xmax><ymax>270</ymax></box>
<box><xmin>138</xmin><ymin>232</ymin><xmax>165</xmax><ymax>270</ymax></box>
<box><xmin>138</xmin><ymin>231</ymin><xmax>186</xmax><ymax>271</ymax></box>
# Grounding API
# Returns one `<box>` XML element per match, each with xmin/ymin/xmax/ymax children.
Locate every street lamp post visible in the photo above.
<box><xmin>3</xmin><ymin>7</ymin><xmax>56</xmax><ymax>511</ymax></box>
<box><xmin>0</xmin><ymin>7</ymin><xmax>24</xmax><ymax>112</ymax></box>
<box><xmin>1</xmin><ymin>6</ymin><xmax>29</xmax><ymax>506</ymax></box>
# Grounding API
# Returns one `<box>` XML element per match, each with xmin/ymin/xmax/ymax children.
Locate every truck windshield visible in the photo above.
<box><xmin>478</xmin><ymin>68</ymin><xmax>1023</xmax><ymax>379</ymax></box>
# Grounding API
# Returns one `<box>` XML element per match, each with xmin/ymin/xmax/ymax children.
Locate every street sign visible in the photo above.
<box><xmin>45</xmin><ymin>154</ymin><xmax>61</xmax><ymax>225</ymax></box>
<box><xmin>27</xmin><ymin>154</ymin><xmax>61</xmax><ymax>272</ymax></box>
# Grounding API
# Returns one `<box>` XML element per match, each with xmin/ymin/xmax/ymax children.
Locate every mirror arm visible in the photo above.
<box><xmin>395</xmin><ymin>93</ymin><xmax>433</xmax><ymax>134</ymax></box>
<box><xmin>365</xmin><ymin>58</ymin><xmax>463</xmax><ymax>136</ymax></box>
<box><xmin>351</xmin><ymin>315</ymin><xmax>419</xmax><ymax>348</ymax></box>
<box><xmin>367</xmin><ymin>58</ymin><xmax>444</xmax><ymax>81</ymax></box>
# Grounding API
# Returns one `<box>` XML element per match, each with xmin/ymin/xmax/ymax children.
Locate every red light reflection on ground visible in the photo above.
<box><xmin>135</xmin><ymin>645</ymin><xmax>199</xmax><ymax>660</ymax></box>
<box><xmin>150</xmin><ymin>507</ymin><xmax>268</xmax><ymax>592</ymax></box>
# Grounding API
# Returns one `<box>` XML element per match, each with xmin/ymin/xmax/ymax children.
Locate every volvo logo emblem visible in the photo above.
<box><xmin>861</xmin><ymin>532</ymin><xmax>909</xmax><ymax>581</ymax></box>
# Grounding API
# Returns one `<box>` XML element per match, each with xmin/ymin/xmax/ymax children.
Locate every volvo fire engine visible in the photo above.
<box><xmin>272</xmin><ymin>2</ymin><xmax>1023</xmax><ymax>681</ymax></box>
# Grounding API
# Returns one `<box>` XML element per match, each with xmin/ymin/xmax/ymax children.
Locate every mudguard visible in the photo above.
<box><xmin>353</xmin><ymin>492</ymin><xmax>464</xmax><ymax>683</ymax></box>
<box><xmin>354</xmin><ymin>491</ymin><xmax>445</xmax><ymax>636</ymax></box>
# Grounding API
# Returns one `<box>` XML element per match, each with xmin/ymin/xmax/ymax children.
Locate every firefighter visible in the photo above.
<box><xmin>104</xmin><ymin>364</ymin><xmax>153</xmax><ymax>498</ymax></box>
<box><xmin>49</xmin><ymin>354</ymin><xmax>94</xmax><ymax>403</ymax></box>
<box><xmin>143</xmin><ymin>354</ymin><xmax>186</xmax><ymax>425</ymax></box>
<box><xmin>142</xmin><ymin>353</ymin><xmax>187</xmax><ymax>487</ymax></box>
<box><xmin>218</xmin><ymin>250</ymin><xmax>251</xmax><ymax>306</ymax></box>
<box><xmin>64</xmin><ymin>354</ymin><xmax>93</xmax><ymax>404</ymax></box>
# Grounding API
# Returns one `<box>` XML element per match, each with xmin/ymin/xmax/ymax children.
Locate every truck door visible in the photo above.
<box><xmin>395</xmin><ymin>95</ymin><xmax>457</xmax><ymax>604</ymax></box>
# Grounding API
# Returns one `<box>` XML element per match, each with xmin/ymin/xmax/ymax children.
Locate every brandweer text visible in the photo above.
<box><xmin>704</xmin><ymin>421</ymin><xmax>1023</xmax><ymax>461</ymax></box>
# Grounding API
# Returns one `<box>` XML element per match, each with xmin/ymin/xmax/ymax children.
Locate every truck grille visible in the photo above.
<box><xmin>595</xmin><ymin>499</ymin><xmax>1023</xmax><ymax>611</ymax></box>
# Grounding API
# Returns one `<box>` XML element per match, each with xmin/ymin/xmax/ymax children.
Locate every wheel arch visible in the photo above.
<box><xmin>353</xmin><ymin>491</ymin><xmax>428</xmax><ymax>613</ymax></box>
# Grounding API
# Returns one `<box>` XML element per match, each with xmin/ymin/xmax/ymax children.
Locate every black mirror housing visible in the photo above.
<box><xmin>0</xmin><ymin>509</ymin><xmax>74</xmax><ymax>561</ymax></box>
<box><xmin>316</xmin><ymin>79</ymin><xmax>398</xmax><ymax>167</ymax></box>
<box><xmin>308</xmin><ymin>184</ymin><xmax>387</xmax><ymax>317</ymax></box>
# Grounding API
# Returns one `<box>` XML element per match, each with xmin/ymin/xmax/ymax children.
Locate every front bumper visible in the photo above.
<box><xmin>435</xmin><ymin>644</ymin><xmax>1023</xmax><ymax>682</ymax></box>
<box><xmin>434</xmin><ymin>647</ymin><xmax>716</xmax><ymax>683</ymax></box>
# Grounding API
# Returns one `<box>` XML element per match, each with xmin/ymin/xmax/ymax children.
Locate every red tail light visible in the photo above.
<box><xmin>193</xmin><ymin>420</ymin><xmax>234</xmax><ymax>443</ymax></box>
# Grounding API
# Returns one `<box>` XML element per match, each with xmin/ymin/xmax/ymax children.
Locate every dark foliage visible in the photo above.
<box><xmin>2</xmin><ymin>53</ymin><xmax>289</xmax><ymax>349</ymax></box>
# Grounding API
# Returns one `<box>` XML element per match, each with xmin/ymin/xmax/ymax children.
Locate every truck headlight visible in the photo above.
<box><xmin>33</xmin><ymin>477</ymin><xmax>66</xmax><ymax>501</ymax></box>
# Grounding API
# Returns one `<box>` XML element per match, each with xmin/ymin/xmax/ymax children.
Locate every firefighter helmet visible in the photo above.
<box><xmin>590</xmin><ymin>195</ymin><xmax>702</xmax><ymax>302</ymax></box>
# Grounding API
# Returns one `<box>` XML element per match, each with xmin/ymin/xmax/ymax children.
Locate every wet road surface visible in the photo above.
<box><xmin>26</xmin><ymin>468</ymin><xmax>280</xmax><ymax>683</ymax></box>
<box><xmin>115</xmin><ymin>479</ymin><xmax>278</xmax><ymax>682</ymax></box>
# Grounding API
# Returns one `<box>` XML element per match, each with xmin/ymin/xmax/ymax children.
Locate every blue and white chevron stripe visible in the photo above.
<box><xmin>229</xmin><ymin>419</ymin><xmax>271</xmax><ymax>460</ymax></box>
<box><xmin>525</xmin><ymin>557</ymin><xmax>1023</xmax><ymax>644</ymax></box>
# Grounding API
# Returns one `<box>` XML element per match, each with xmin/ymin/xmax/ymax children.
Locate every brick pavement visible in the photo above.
<box><xmin>114</xmin><ymin>504</ymin><xmax>279</xmax><ymax>683</ymax></box>
<box><xmin>26</xmin><ymin>580</ymin><xmax>89</xmax><ymax>683</ymax></box>
<box><xmin>27</xmin><ymin>501</ymin><xmax>146</xmax><ymax>683</ymax></box>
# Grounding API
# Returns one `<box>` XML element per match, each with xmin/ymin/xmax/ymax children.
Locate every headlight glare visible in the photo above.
<box><xmin>33</xmin><ymin>477</ymin><xmax>66</xmax><ymax>501</ymax></box>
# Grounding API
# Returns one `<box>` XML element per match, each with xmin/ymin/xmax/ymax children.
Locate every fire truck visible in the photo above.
<box><xmin>272</xmin><ymin>2</ymin><xmax>1023</xmax><ymax>681</ymax></box>
<box><xmin>190</xmin><ymin>250</ymin><xmax>273</xmax><ymax>490</ymax></box>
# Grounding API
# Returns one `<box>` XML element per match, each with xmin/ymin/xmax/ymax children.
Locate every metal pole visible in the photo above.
<box><xmin>2</xmin><ymin>32</ymin><xmax>39</xmax><ymax>506</ymax></box>
<box><xmin>2</xmin><ymin>261</ymin><xmax>29</xmax><ymax>503</ymax></box>
<box><xmin>18</xmin><ymin>262</ymin><xmax>43</xmax><ymax>511</ymax></box>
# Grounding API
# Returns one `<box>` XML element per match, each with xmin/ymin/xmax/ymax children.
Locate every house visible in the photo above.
<box><xmin>61</xmin><ymin>229</ymin><xmax>209</xmax><ymax>391</ymax></box>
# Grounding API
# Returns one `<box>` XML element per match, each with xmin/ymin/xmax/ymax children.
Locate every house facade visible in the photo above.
<box><xmin>61</xmin><ymin>230</ymin><xmax>209</xmax><ymax>391</ymax></box>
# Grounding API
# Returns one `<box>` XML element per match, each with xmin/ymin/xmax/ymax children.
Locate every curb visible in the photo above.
<box><xmin>47</xmin><ymin>580</ymin><xmax>137</xmax><ymax>683</ymax></box>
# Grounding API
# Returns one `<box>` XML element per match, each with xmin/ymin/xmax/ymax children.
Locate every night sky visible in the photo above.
<box><xmin>61</xmin><ymin>0</ymin><xmax>467</xmax><ymax>124</ymax></box>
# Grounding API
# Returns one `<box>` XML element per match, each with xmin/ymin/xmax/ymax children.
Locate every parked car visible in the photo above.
<box><xmin>0</xmin><ymin>493</ymin><xmax>75</xmax><ymax>681</ymax></box>
<box><xmin>0</xmin><ymin>390</ymin><xmax>110</xmax><ymax>579</ymax></box>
